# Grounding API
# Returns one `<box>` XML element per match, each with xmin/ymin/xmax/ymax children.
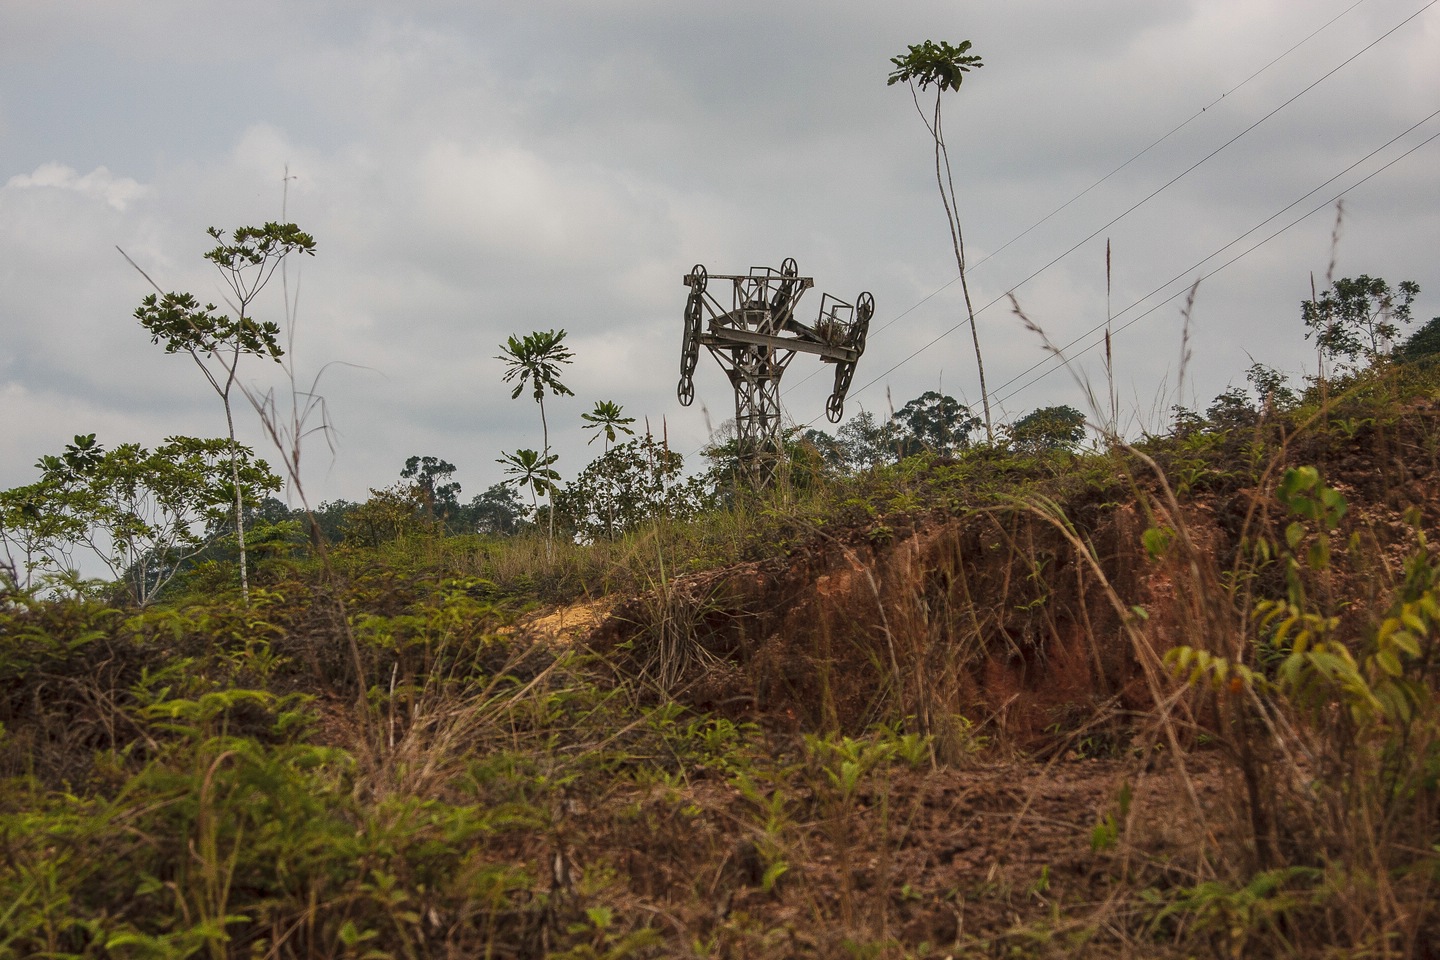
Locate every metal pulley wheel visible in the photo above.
<box><xmin>771</xmin><ymin>257</ymin><xmax>799</xmax><ymax>313</ymax></box>
<box><xmin>677</xmin><ymin>264</ymin><xmax>707</xmax><ymax>406</ymax></box>
<box><xmin>850</xmin><ymin>291</ymin><xmax>874</xmax><ymax>352</ymax></box>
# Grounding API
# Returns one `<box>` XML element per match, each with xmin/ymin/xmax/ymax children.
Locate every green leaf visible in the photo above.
<box><xmin>1278</xmin><ymin>466</ymin><xmax>1318</xmax><ymax>514</ymax></box>
<box><xmin>1374</xmin><ymin>649</ymin><xmax>1404</xmax><ymax>677</ymax></box>
<box><xmin>1322</xmin><ymin>488</ymin><xmax>1349</xmax><ymax>523</ymax></box>
<box><xmin>1286</xmin><ymin>522</ymin><xmax>1305</xmax><ymax>552</ymax></box>
<box><xmin>762</xmin><ymin>859</ymin><xmax>789</xmax><ymax>892</ymax></box>
<box><xmin>1142</xmin><ymin>526</ymin><xmax>1173</xmax><ymax>560</ymax></box>
<box><xmin>1389</xmin><ymin>630</ymin><xmax>1422</xmax><ymax>658</ymax></box>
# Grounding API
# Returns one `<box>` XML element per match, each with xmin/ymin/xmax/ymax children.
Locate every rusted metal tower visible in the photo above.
<box><xmin>678</xmin><ymin>258</ymin><xmax>873</xmax><ymax>488</ymax></box>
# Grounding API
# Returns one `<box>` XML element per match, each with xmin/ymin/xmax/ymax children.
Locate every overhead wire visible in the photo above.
<box><xmin>678</xmin><ymin>0</ymin><xmax>1436</xmax><ymax>458</ymax></box>
<box><xmin>779</xmin><ymin>0</ymin><xmax>1379</xmax><ymax>399</ymax></box>
<box><xmin>939</xmin><ymin>0</ymin><xmax>1376</xmax><ymax>291</ymax></box>
<box><xmin>994</xmin><ymin>116</ymin><xmax>1440</xmax><ymax>407</ymax></box>
<box><xmin>835</xmin><ymin>0</ymin><xmax>1438</xmax><ymax>414</ymax></box>
<box><xmin>797</xmin><ymin>113</ymin><xmax>1440</xmax><ymax>437</ymax></box>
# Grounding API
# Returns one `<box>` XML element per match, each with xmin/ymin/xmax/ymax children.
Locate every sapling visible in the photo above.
<box><xmin>888</xmin><ymin>40</ymin><xmax>992</xmax><ymax>441</ymax></box>
<box><xmin>127</xmin><ymin>223</ymin><xmax>315</xmax><ymax>603</ymax></box>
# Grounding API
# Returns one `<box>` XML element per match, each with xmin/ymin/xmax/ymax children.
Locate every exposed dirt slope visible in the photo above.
<box><xmin>591</xmin><ymin>410</ymin><xmax>1440</xmax><ymax>744</ymax></box>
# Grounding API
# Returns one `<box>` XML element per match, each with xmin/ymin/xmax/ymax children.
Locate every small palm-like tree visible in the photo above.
<box><xmin>498</xmin><ymin>330</ymin><xmax>574</xmax><ymax>550</ymax></box>
<box><xmin>580</xmin><ymin>399</ymin><xmax>636</xmax><ymax>538</ymax></box>
<box><xmin>497</xmin><ymin>449</ymin><xmax>560</xmax><ymax>520</ymax></box>
<box><xmin>581</xmin><ymin>400</ymin><xmax>636</xmax><ymax>455</ymax></box>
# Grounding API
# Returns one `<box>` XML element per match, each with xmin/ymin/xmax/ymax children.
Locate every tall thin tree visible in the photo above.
<box><xmin>888</xmin><ymin>40</ymin><xmax>992</xmax><ymax>441</ymax></box>
<box><xmin>580</xmin><ymin>400</ymin><xmax>636</xmax><ymax>539</ymax></box>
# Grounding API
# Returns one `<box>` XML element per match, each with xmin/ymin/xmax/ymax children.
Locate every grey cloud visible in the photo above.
<box><xmin>1</xmin><ymin>0</ymin><xmax>1436</xmax><ymax>502</ymax></box>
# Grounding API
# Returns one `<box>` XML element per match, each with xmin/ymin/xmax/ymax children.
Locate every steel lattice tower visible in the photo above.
<box><xmin>678</xmin><ymin>259</ymin><xmax>872</xmax><ymax>489</ymax></box>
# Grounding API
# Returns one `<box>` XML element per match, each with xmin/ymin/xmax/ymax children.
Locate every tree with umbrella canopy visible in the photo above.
<box><xmin>498</xmin><ymin>330</ymin><xmax>573</xmax><ymax>552</ymax></box>
<box><xmin>581</xmin><ymin>400</ymin><xmax>636</xmax><ymax>455</ymax></box>
<box><xmin>888</xmin><ymin>40</ymin><xmax>992</xmax><ymax>441</ymax></box>
<box><xmin>496</xmin><ymin>449</ymin><xmax>560</xmax><ymax>521</ymax></box>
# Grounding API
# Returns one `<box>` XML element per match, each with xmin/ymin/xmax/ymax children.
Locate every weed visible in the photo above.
<box><xmin>1090</xmin><ymin>780</ymin><xmax>1133</xmax><ymax>853</ymax></box>
<box><xmin>1145</xmin><ymin>866</ymin><xmax>1320</xmax><ymax>958</ymax></box>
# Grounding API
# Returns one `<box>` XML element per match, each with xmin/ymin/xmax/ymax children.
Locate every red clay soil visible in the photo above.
<box><xmin>590</xmin><ymin>410</ymin><xmax>1440</xmax><ymax>748</ymax></box>
<box><xmin>588</xmin><ymin>499</ymin><xmax>1215</xmax><ymax>746</ymax></box>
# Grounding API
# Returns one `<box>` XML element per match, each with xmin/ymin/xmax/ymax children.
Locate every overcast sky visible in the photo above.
<box><xmin>3</xmin><ymin>0</ymin><xmax>1438</xmax><ymax>506</ymax></box>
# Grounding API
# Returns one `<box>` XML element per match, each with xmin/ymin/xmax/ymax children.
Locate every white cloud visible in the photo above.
<box><xmin>410</xmin><ymin>139</ymin><xmax>681</xmax><ymax>293</ymax></box>
<box><xmin>5</xmin><ymin>163</ymin><xmax>147</xmax><ymax>211</ymax></box>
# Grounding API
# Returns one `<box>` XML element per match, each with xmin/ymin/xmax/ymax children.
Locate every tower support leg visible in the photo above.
<box><xmin>727</xmin><ymin>345</ymin><xmax>788</xmax><ymax>489</ymax></box>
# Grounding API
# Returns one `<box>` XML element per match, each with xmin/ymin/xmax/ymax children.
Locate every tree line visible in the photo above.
<box><xmin>2</xmin><ymin>207</ymin><xmax>1432</xmax><ymax>606</ymax></box>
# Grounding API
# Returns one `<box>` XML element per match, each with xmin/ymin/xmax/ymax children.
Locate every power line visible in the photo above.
<box><xmin>993</xmin><ymin>105</ymin><xmax>1440</xmax><ymax>403</ymax></box>
<box><xmin>778</xmin><ymin>107</ymin><xmax>1440</xmax><ymax>441</ymax></box>
<box><xmin>780</xmin><ymin>0</ymin><xmax>1379</xmax><ymax>402</ymax></box>
<box><xmin>995</xmin><ymin>119</ymin><xmax>1440</xmax><ymax>407</ymax></box>
<box><xmin>967</xmin><ymin>0</ymin><xmax>1373</xmax><ymax>276</ymax></box>
<box><xmin>799</xmin><ymin>0</ymin><xmax>1435</xmax><ymax>410</ymax></box>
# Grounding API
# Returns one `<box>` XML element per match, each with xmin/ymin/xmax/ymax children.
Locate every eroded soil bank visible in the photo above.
<box><xmin>593</xmin><ymin>413</ymin><xmax>1440</xmax><ymax>749</ymax></box>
